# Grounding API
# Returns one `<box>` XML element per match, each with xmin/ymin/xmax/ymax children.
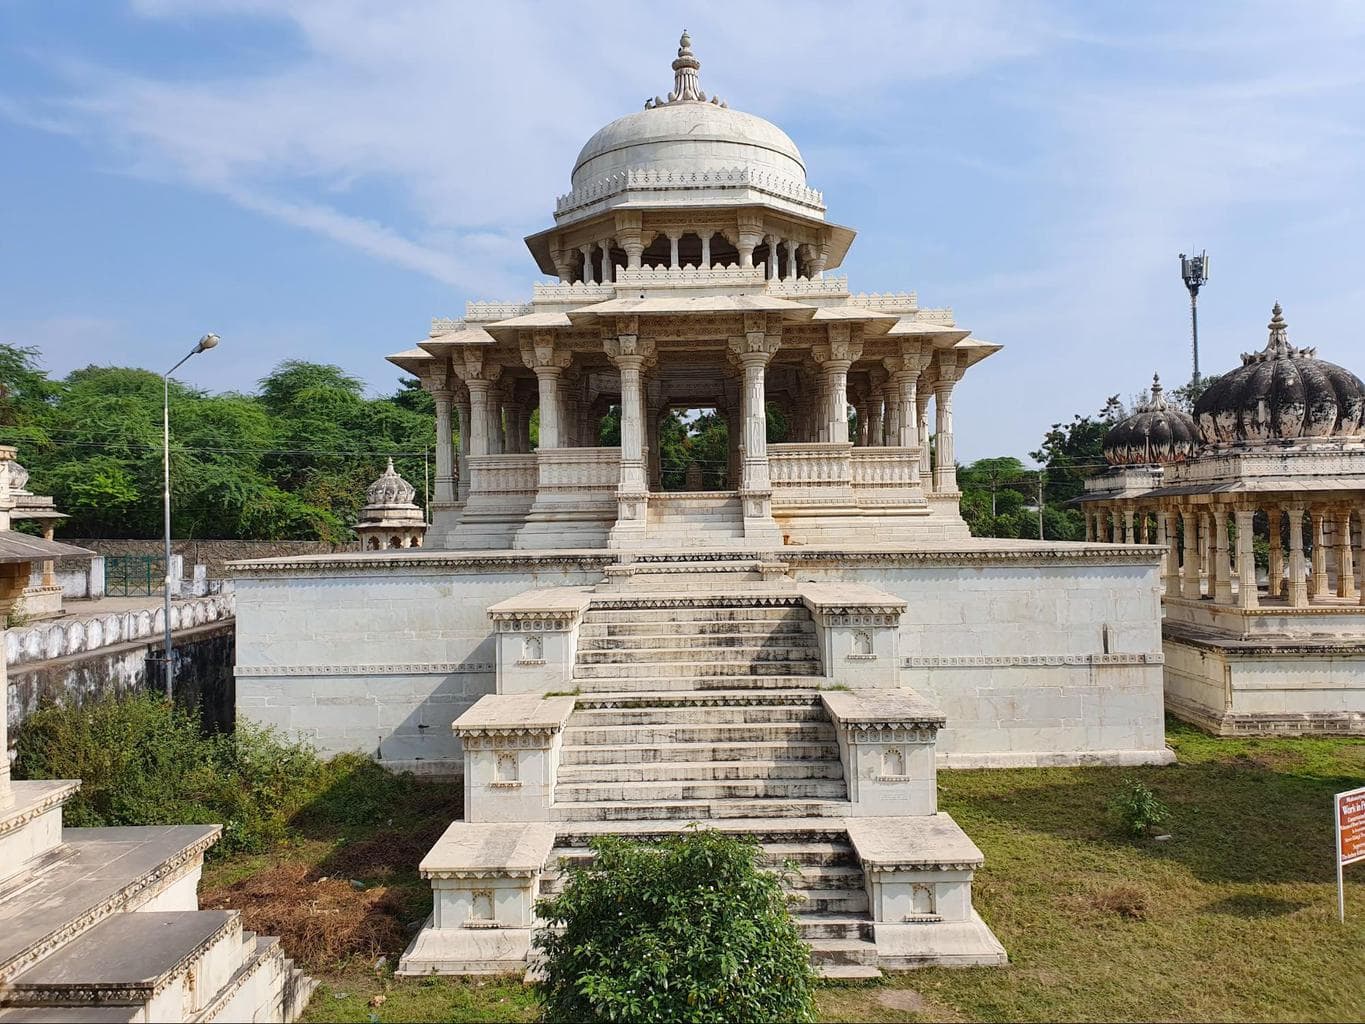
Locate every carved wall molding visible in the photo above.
<box><xmin>903</xmin><ymin>653</ymin><xmax>1164</xmax><ymax>668</ymax></box>
<box><xmin>234</xmin><ymin>662</ymin><xmax>494</xmax><ymax>676</ymax></box>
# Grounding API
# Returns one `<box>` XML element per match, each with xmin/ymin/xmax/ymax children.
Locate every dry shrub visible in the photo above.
<box><xmin>203</xmin><ymin>861</ymin><xmax>409</xmax><ymax>969</ymax></box>
<box><xmin>1091</xmin><ymin>884</ymin><xmax>1150</xmax><ymax>921</ymax></box>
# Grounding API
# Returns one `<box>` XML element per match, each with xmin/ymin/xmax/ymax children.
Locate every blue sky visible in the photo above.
<box><xmin>2</xmin><ymin>1</ymin><xmax>1362</xmax><ymax>462</ymax></box>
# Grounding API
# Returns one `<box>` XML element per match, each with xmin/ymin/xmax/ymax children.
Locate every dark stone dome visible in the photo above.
<box><xmin>1194</xmin><ymin>304</ymin><xmax>1365</xmax><ymax>446</ymax></box>
<box><xmin>1103</xmin><ymin>374</ymin><xmax>1199</xmax><ymax>465</ymax></box>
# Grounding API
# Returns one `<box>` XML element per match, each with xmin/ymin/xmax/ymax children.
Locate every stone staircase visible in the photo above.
<box><xmin>643</xmin><ymin>493</ymin><xmax>746</xmax><ymax>549</ymax></box>
<box><xmin>0</xmin><ymin>782</ymin><xmax>315</xmax><ymax>1022</ymax></box>
<box><xmin>571</xmin><ymin>597</ymin><xmax>823</xmax><ymax>692</ymax></box>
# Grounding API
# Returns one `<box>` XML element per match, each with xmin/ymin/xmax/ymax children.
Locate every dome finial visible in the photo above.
<box><xmin>645</xmin><ymin>29</ymin><xmax>724</xmax><ymax>109</ymax></box>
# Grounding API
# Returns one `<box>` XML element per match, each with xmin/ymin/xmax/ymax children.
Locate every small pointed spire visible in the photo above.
<box><xmin>386</xmin><ymin>456</ymin><xmax>396</xmax><ymax>473</ymax></box>
<box><xmin>1264</xmin><ymin>301</ymin><xmax>1292</xmax><ymax>357</ymax></box>
<box><xmin>1146</xmin><ymin>372</ymin><xmax>1168</xmax><ymax>410</ymax></box>
<box><xmin>647</xmin><ymin>29</ymin><xmax>723</xmax><ymax>108</ymax></box>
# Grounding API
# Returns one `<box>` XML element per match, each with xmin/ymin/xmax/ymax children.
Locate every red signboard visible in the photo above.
<box><xmin>1341</xmin><ymin>786</ymin><xmax>1365</xmax><ymax>867</ymax></box>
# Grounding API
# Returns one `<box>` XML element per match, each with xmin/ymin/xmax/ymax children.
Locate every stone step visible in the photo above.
<box><xmin>787</xmin><ymin>888</ymin><xmax>870</xmax><ymax>915</ymax></box>
<box><xmin>815</xmin><ymin>963</ymin><xmax>883</xmax><ymax>980</ymax></box>
<box><xmin>561</xmin><ymin>722</ymin><xmax>836</xmax><ymax>747</ymax></box>
<box><xmin>0</xmin><ymin>825</ymin><xmax>222</xmax><ymax>982</ymax></box>
<box><xmin>795</xmin><ymin>913</ymin><xmax>876</xmax><ymax>941</ymax></box>
<box><xmin>574</xmin><ymin>660</ymin><xmax>823</xmax><ymax>680</ymax></box>
<box><xmin>572</xmin><ymin>675</ymin><xmax>829</xmax><ymax>693</ymax></box>
<box><xmin>558</xmin><ymin>739</ymin><xmax>841</xmax><ymax>766</ymax></box>
<box><xmin>554</xmin><ymin>778</ymin><xmax>848</xmax><ymax>804</ymax></box>
<box><xmin>580</xmin><ymin>606</ymin><xmax>806</xmax><ymax>624</ymax></box>
<box><xmin>763</xmin><ymin>841</ymin><xmax>858</xmax><ymax>867</ymax></box>
<box><xmin>575</xmin><ymin>645</ymin><xmax>819</xmax><ymax>666</ymax></box>
<box><xmin>806</xmin><ymin>936</ymin><xmax>882</xmax><ymax>968</ymax></box>
<box><xmin>572</xmin><ymin>689</ymin><xmax>822</xmax><ymax>710</ymax></box>
<box><xmin>566</xmin><ymin>705</ymin><xmax>828</xmax><ymax>727</ymax></box>
<box><xmin>577</xmin><ymin>619</ymin><xmax>815</xmax><ymax>639</ymax></box>
<box><xmin>789</xmin><ymin>865</ymin><xmax>865</xmax><ymax>890</ymax></box>
<box><xmin>550</xmin><ymin>799</ymin><xmax>852</xmax><ymax>822</ymax></box>
<box><xmin>1</xmin><ymin>911</ymin><xmax>245</xmax><ymax>1015</ymax></box>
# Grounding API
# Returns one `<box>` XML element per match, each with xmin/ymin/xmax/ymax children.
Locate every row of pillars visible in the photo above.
<box><xmin>563</xmin><ymin>231</ymin><xmax>821</xmax><ymax>284</ymax></box>
<box><xmin>1086</xmin><ymin>503</ymin><xmax>1365</xmax><ymax>609</ymax></box>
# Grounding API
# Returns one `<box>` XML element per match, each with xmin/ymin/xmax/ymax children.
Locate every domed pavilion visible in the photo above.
<box><xmin>354</xmin><ymin>458</ymin><xmax>427</xmax><ymax>550</ymax></box>
<box><xmin>232</xmin><ymin>33</ymin><xmax>1176</xmax><ymax>979</ymax></box>
<box><xmin>1082</xmin><ymin>303</ymin><xmax>1365</xmax><ymax>736</ymax></box>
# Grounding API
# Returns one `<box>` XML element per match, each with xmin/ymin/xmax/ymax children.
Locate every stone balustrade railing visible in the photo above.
<box><xmin>768</xmin><ymin>276</ymin><xmax>849</xmax><ymax>297</ymax></box>
<box><xmin>615</xmin><ymin>264</ymin><xmax>766</xmax><ymax>286</ymax></box>
<box><xmin>848</xmin><ymin>291</ymin><xmax>919</xmax><ymax>311</ymax></box>
<box><xmin>769</xmin><ymin>443</ymin><xmax>855</xmax><ymax>488</ymax></box>
<box><xmin>465</xmin><ymin>301</ymin><xmax>533</xmax><ymax>322</ymax></box>
<box><xmin>851</xmin><ymin>447</ymin><xmax>920</xmax><ymax>488</ymax></box>
<box><xmin>6</xmin><ymin>593</ymin><xmax>236</xmax><ymax>667</ymax></box>
<box><xmin>531</xmin><ymin>282</ymin><xmax>614</xmax><ymax>304</ymax></box>
<box><xmin>468</xmin><ymin>455</ymin><xmax>539</xmax><ymax>497</ymax></box>
<box><xmin>555</xmin><ymin>165</ymin><xmax>826</xmax><ymax>217</ymax></box>
<box><xmin>536</xmin><ymin>447</ymin><xmax>621</xmax><ymax>492</ymax></box>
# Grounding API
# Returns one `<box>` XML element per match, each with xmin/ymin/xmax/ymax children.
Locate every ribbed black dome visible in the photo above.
<box><xmin>1103</xmin><ymin>374</ymin><xmax>1199</xmax><ymax>465</ymax></box>
<box><xmin>1194</xmin><ymin>304</ymin><xmax>1365</xmax><ymax>445</ymax></box>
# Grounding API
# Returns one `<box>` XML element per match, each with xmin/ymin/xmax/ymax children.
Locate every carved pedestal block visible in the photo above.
<box><xmin>453</xmin><ymin>696</ymin><xmax>576</xmax><ymax>823</ymax></box>
<box><xmin>801</xmin><ymin>583</ymin><xmax>906</xmax><ymax>689</ymax></box>
<box><xmin>399</xmin><ymin>822</ymin><xmax>556</xmax><ymax>975</ymax></box>
<box><xmin>822</xmin><ymin>690</ymin><xmax>944</xmax><ymax>817</ymax></box>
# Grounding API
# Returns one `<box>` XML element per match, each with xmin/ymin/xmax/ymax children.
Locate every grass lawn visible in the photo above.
<box><xmin>201</xmin><ymin>719</ymin><xmax>1365</xmax><ymax>1023</ymax></box>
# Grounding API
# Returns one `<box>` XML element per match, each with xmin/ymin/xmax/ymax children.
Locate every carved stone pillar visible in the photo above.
<box><xmin>599</xmin><ymin>239</ymin><xmax>614</xmax><ymax>284</ymax></box>
<box><xmin>701</xmin><ymin>232</ymin><xmax>712</xmax><ymax>270</ymax></box>
<box><xmin>1084</xmin><ymin>508</ymin><xmax>1095</xmax><ymax>542</ymax></box>
<box><xmin>466</xmin><ymin>380</ymin><xmax>493</xmax><ymax>457</ymax></box>
<box><xmin>1357</xmin><ymin>508</ymin><xmax>1365</xmax><ymax>607</ymax></box>
<box><xmin>1287</xmin><ymin>504</ymin><xmax>1309</xmax><ymax>608</ymax></box>
<box><xmin>522</xmin><ymin>333</ymin><xmax>571</xmax><ymax>451</ymax></box>
<box><xmin>1162</xmin><ymin>509</ymin><xmax>1181</xmax><ymax>597</ymax></box>
<box><xmin>1310</xmin><ymin>507</ymin><xmax>1329</xmax><ymax>599</ymax></box>
<box><xmin>867</xmin><ymin>370</ymin><xmax>885</xmax><ymax>447</ymax></box>
<box><xmin>814</xmin><ymin>331</ymin><xmax>861</xmax><ymax>445</ymax></box>
<box><xmin>40</xmin><ymin>522</ymin><xmax>56</xmax><ymax>588</ymax></box>
<box><xmin>932</xmin><ymin>376</ymin><xmax>958</xmax><ymax>493</ymax></box>
<box><xmin>784</xmin><ymin>239</ymin><xmax>798</xmax><ymax>282</ymax></box>
<box><xmin>615</xmin><ymin>211</ymin><xmax>644</xmax><ymax>270</ymax></box>
<box><xmin>1235</xmin><ymin>506</ymin><xmax>1259</xmax><ymax>609</ymax></box>
<box><xmin>455</xmin><ymin>394</ymin><xmax>471</xmax><ymax>501</ymax></box>
<box><xmin>882</xmin><ymin>377</ymin><xmax>902</xmax><ymax>449</ymax></box>
<box><xmin>729</xmin><ymin>319</ymin><xmax>783</xmax><ymax>545</ymax></box>
<box><xmin>1123</xmin><ymin>508</ymin><xmax>1135</xmax><ymax>544</ymax></box>
<box><xmin>1339</xmin><ymin>507</ymin><xmax>1358</xmax><ymax>599</ymax></box>
<box><xmin>431</xmin><ymin>383</ymin><xmax>455</xmax><ymax>503</ymax></box>
<box><xmin>551</xmin><ymin>249</ymin><xmax>575</xmax><ymax>283</ymax></box>
<box><xmin>1266</xmin><ymin>507</ymin><xmax>1283</xmax><ymax>597</ymax></box>
<box><xmin>1181</xmin><ymin>508</ymin><xmax>1202</xmax><ymax>599</ymax></box>
<box><xmin>917</xmin><ymin>389</ymin><xmax>932</xmax><ymax>489</ymax></box>
<box><xmin>764</xmin><ymin>234</ymin><xmax>777</xmax><ymax>280</ymax></box>
<box><xmin>606</xmin><ymin>324</ymin><xmax>653</xmax><ymax>545</ymax></box>
<box><xmin>1212</xmin><ymin>506</ymin><xmax>1232</xmax><ymax>603</ymax></box>
<box><xmin>579</xmin><ymin>243</ymin><xmax>593</xmax><ymax>284</ymax></box>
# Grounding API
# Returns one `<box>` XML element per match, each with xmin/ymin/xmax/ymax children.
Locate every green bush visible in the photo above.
<box><xmin>14</xmin><ymin>692</ymin><xmax>328</xmax><ymax>856</ymax></box>
<box><xmin>534</xmin><ymin>829</ymin><xmax>815</xmax><ymax>1024</ymax></box>
<box><xmin>1109</xmin><ymin>778</ymin><xmax>1170</xmax><ymax>838</ymax></box>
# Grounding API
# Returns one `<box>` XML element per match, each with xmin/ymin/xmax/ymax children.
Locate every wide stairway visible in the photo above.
<box><xmin>548</xmin><ymin>593</ymin><xmax>880</xmax><ymax>977</ymax></box>
<box><xmin>571</xmin><ymin>596</ymin><xmax>823</xmax><ymax>692</ymax></box>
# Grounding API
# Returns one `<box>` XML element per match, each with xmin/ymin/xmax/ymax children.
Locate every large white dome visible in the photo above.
<box><xmin>571</xmin><ymin>103</ymin><xmax>807</xmax><ymax>190</ymax></box>
<box><xmin>552</xmin><ymin>32</ymin><xmax>825</xmax><ymax>227</ymax></box>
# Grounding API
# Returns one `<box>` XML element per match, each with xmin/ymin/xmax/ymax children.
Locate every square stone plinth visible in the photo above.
<box><xmin>452</xmin><ymin>695</ymin><xmax>576</xmax><ymax>737</ymax></box>
<box><xmin>419</xmin><ymin>821</ymin><xmax>557</xmax><ymax>880</ymax></box>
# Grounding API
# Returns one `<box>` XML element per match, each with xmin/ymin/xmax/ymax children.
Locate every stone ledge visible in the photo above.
<box><xmin>488</xmin><ymin>588</ymin><xmax>593</xmax><ymax>631</ymax></box>
<box><xmin>451</xmin><ymin>696</ymin><xmax>576</xmax><ymax>742</ymax></box>
<box><xmin>847</xmin><ymin>814</ymin><xmax>984</xmax><ymax>872</ymax></box>
<box><xmin>419</xmin><ymin>822</ymin><xmax>557</xmax><ymax>881</ymax></box>
<box><xmin>799</xmin><ymin>582</ymin><xmax>907</xmax><ymax>621</ymax></box>
<box><xmin>0</xmin><ymin>779</ymin><xmax>80</xmax><ymax>840</ymax></box>
<box><xmin>821</xmin><ymin>690</ymin><xmax>946</xmax><ymax>731</ymax></box>
<box><xmin>1164</xmin><ymin>619</ymin><xmax>1365</xmax><ymax>655</ymax></box>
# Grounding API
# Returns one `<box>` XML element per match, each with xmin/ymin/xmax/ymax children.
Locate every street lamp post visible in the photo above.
<box><xmin>1179</xmin><ymin>250</ymin><xmax>1210</xmax><ymax>386</ymax></box>
<box><xmin>162</xmin><ymin>333</ymin><xmax>219</xmax><ymax>700</ymax></box>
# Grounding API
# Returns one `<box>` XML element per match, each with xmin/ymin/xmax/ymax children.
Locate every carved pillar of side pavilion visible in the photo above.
<box><xmin>1161</xmin><ymin>508</ymin><xmax>1181</xmax><ymax>597</ymax></box>
<box><xmin>606</xmin><ymin>324</ymin><xmax>654</xmax><ymax>547</ymax></box>
<box><xmin>1309</xmin><ymin>506</ymin><xmax>1329</xmax><ymax>599</ymax></box>
<box><xmin>932</xmin><ymin>352</ymin><xmax>961</xmax><ymax>494</ymax></box>
<box><xmin>429</xmin><ymin>378</ymin><xmax>455</xmax><ymax>504</ymax></box>
<box><xmin>916</xmin><ymin>384</ymin><xmax>933</xmax><ymax>491</ymax></box>
<box><xmin>729</xmin><ymin>319</ymin><xmax>783</xmax><ymax>546</ymax></box>
<box><xmin>453</xmin><ymin>353</ymin><xmax>502</xmax><ymax>460</ymax></box>
<box><xmin>1235</xmin><ymin>505</ymin><xmax>1259</xmax><ymax>609</ymax></box>
<box><xmin>1181</xmin><ymin>508</ymin><xmax>1202</xmax><ymax>599</ymax></box>
<box><xmin>0</xmin><ymin>561</ymin><xmax>29</xmax><ymax>807</ymax></box>
<box><xmin>455</xmin><ymin>391</ymin><xmax>471</xmax><ymax>502</ymax></box>
<box><xmin>814</xmin><ymin>329</ymin><xmax>861</xmax><ymax>445</ymax></box>
<box><xmin>1287</xmin><ymin>504</ymin><xmax>1309</xmax><ymax>608</ymax></box>
<box><xmin>1267</xmin><ymin>506</ymin><xmax>1283</xmax><ymax>597</ymax></box>
<box><xmin>1337</xmin><ymin>507</ymin><xmax>1357</xmax><ymax>599</ymax></box>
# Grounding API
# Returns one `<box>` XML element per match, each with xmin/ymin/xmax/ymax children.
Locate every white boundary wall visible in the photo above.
<box><xmin>232</xmin><ymin>546</ymin><xmax>1169</xmax><ymax>773</ymax></box>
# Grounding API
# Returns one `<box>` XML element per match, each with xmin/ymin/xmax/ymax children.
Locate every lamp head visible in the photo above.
<box><xmin>195</xmin><ymin>333</ymin><xmax>220</xmax><ymax>353</ymax></box>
